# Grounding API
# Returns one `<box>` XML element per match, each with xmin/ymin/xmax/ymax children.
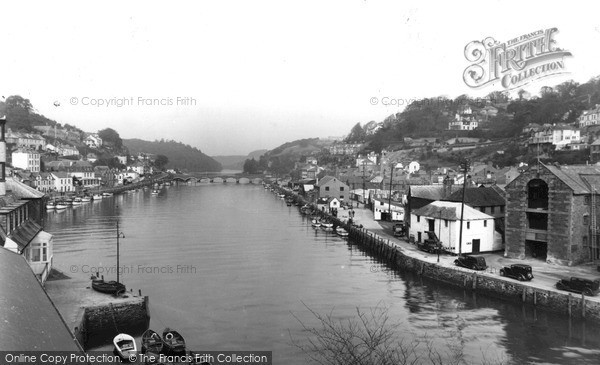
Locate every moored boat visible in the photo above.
<box><xmin>92</xmin><ymin>194</ymin><xmax>103</xmax><ymax>200</ymax></box>
<box><xmin>81</xmin><ymin>196</ymin><xmax>92</xmax><ymax>202</ymax></box>
<box><xmin>92</xmin><ymin>278</ymin><xmax>126</xmax><ymax>295</ymax></box>
<box><xmin>320</xmin><ymin>220</ymin><xmax>334</xmax><ymax>229</ymax></box>
<box><xmin>151</xmin><ymin>189</ymin><xmax>159</xmax><ymax>195</ymax></box>
<box><xmin>55</xmin><ymin>201</ymin><xmax>68</xmax><ymax>210</ymax></box>
<box><xmin>102</xmin><ymin>192</ymin><xmax>113</xmax><ymax>197</ymax></box>
<box><xmin>72</xmin><ymin>197</ymin><xmax>83</xmax><ymax>205</ymax></box>
<box><xmin>46</xmin><ymin>202</ymin><xmax>55</xmax><ymax>210</ymax></box>
<box><xmin>141</xmin><ymin>329</ymin><xmax>163</xmax><ymax>355</ymax></box>
<box><xmin>113</xmin><ymin>333</ymin><xmax>137</xmax><ymax>361</ymax></box>
<box><xmin>336</xmin><ymin>227</ymin><xmax>349</xmax><ymax>237</ymax></box>
<box><xmin>162</xmin><ymin>328</ymin><xmax>186</xmax><ymax>355</ymax></box>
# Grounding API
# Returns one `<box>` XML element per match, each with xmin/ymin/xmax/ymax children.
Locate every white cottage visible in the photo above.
<box><xmin>409</xmin><ymin>201</ymin><xmax>500</xmax><ymax>254</ymax></box>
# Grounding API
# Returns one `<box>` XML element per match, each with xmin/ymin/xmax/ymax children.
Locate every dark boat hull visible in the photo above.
<box><xmin>141</xmin><ymin>329</ymin><xmax>163</xmax><ymax>355</ymax></box>
<box><xmin>92</xmin><ymin>280</ymin><xmax>126</xmax><ymax>295</ymax></box>
<box><xmin>162</xmin><ymin>329</ymin><xmax>186</xmax><ymax>355</ymax></box>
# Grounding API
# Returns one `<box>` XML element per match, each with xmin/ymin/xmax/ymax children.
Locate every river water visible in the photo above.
<box><xmin>44</xmin><ymin>184</ymin><xmax>600</xmax><ymax>364</ymax></box>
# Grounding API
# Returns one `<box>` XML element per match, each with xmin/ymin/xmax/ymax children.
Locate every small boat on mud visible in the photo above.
<box><xmin>311</xmin><ymin>219</ymin><xmax>321</xmax><ymax>227</ymax></box>
<box><xmin>113</xmin><ymin>333</ymin><xmax>137</xmax><ymax>361</ymax></box>
<box><xmin>141</xmin><ymin>329</ymin><xmax>163</xmax><ymax>355</ymax></box>
<box><xmin>336</xmin><ymin>227</ymin><xmax>349</xmax><ymax>237</ymax></box>
<box><xmin>162</xmin><ymin>328</ymin><xmax>186</xmax><ymax>355</ymax></box>
<box><xmin>91</xmin><ymin>277</ymin><xmax>126</xmax><ymax>296</ymax></box>
<box><xmin>151</xmin><ymin>189</ymin><xmax>159</xmax><ymax>196</ymax></box>
<box><xmin>320</xmin><ymin>220</ymin><xmax>334</xmax><ymax>229</ymax></box>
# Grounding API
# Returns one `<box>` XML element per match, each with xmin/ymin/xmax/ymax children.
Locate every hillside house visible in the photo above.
<box><xmin>317</xmin><ymin>176</ymin><xmax>349</xmax><ymax>201</ymax></box>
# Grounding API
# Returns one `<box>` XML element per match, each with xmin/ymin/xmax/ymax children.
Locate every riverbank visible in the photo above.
<box><xmin>272</xmin><ymin>184</ymin><xmax>600</xmax><ymax>322</ymax></box>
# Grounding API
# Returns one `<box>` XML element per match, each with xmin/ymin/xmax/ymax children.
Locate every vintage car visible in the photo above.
<box><xmin>454</xmin><ymin>255</ymin><xmax>487</xmax><ymax>270</ymax></box>
<box><xmin>392</xmin><ymin>222</ymin><xmax>406</xmax><ymax>237</ymax></box>
<box><xmin>556</xmin><ymin>277</ymin><xmax>600</xmax><ymax>296</ymax></box>
<box><xmin>499</xmin><ymin>264</ymin><xmax>533</xmax><ymax>281</ymax></box>
<box><xmin>417</xmin><ymin>231</ymin><xmax>441</xmax><ymax>253</ymax></box>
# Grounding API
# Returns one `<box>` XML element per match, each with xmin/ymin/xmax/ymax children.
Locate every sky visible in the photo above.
<box><xmin>2</xmin><ymin>0</ymin><xmax>600</xmax><ymax>155</ymax></box>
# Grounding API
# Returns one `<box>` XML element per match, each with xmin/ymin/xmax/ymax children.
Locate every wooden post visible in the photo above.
<box><xmin>568</xmin><ymin>294</ymin><xmax>572</xmax><ymax>317</ymax></box>
<box><xmin>581</xmin><ymin>292</ymin><xmax>585</xmax><ymax>318</ymax></box>
<box><xmin>472</xmin><ymin>273</ymin><xmax>477</xmax><ymax>290</ymax></box>
<box><xmin>533</xmin><ymin>291</ymin><xmax>537</xmax><ymax>306</ymax></box>
<box><xmin>522</xmin><ymin>287</ymin><xmax>526</xmax><ymax>303</ymax></box>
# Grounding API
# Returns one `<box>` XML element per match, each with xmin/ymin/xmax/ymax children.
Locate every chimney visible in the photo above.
<box><xmin>0</xmin><ymin>116</ymin><xmax>5</xmax><ymax>195</ymax></box>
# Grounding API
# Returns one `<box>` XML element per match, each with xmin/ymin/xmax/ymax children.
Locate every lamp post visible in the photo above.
<box><xmin>458</xmin><ymin>159</ymin><xmax>470</xmax><ymax>256</ymax></box>
<box><xmin>116</xmin><ymin>220</ymin><xmax>125</xmax><ymax>284</ymax></box>
<box><xmin>388</xmin><ymin>164</ymin><xmax>394</xmax><ymax>222</ymax></box>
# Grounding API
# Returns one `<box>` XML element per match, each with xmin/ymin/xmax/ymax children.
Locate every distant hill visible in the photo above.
<box><xmin>212</xmin><ymin>149</ymin><xmax>268</xmax><ymax>169</ymax></box>
<box><xmin>124</xmin><ymin>138</ymin><xmax>222</xmax><ymax>172</ymax></box>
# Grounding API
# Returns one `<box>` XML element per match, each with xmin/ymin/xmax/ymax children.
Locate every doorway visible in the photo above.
<box><xmin>472</xmin><ymin>239</ymin><xmax>480</xmax><ymax>253</ymax></box>
<box><xmin>428</xmin><ymin>219</ymin><xmax>435</xmax><ymax>232</ymax></box>
<box><xmin>525</xmin><ymin>240</ymin><xmax>547</xmax><ymax>260</ymax></box>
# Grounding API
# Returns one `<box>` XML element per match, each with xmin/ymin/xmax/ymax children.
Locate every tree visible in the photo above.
<box><xmin>289</xmin><ymin>304</ymin><xmax>484</xmax><ymax>365</ymax></box>
<box><xmin>346</xmin><ymin>122</ymin><xmax>367</xmax><ymax>143</ymax></box>
<box><xmin>154</xmin><ymin>154</ymin><xmax>169</xmax><ymax>170</ymax></box>
<box><xmin>243</xmin><ymin>158</ymin><xmax>259</xmax><ymax>174</ymax></box>
<box><xmin>98</xmin><ymin>128</ymin><xmax>123</xmax><ymax>149</ymax></box>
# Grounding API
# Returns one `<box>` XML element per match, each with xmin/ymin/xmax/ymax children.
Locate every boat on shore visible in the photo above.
<box><xmin>336</xmin><ymin>227</ymin><xmax>349</xmax><ymax>237</ymax></box>
<box><xmin>311</xmin><ymin>219</ymin><xmax>321</xmax><ymax>227</ymax></box>
<box><xmin>320</xmin><ymin>219</ymin><xmax>334</xmax><ymax>229</ymax></box>
<box><xmin>91</xmin><ymin>277</ymin><xmax>126</xmax><ymax>295</ymax></box>
<box><xmin>113</xmin><ymin>333</ymin><xmax>137</xmax><ymax>361</ymax></box>
<box><xmin>162</xmin><ymin>328</ymin><xmax>186</xmax><ymax>355</ymax></box>
<box><xmin>141</xmin><ymin>329</ymin><xmax>163</xmax><ymax>355</ymax></box>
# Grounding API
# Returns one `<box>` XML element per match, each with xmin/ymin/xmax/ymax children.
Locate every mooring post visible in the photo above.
<box><xmin>522</xmin><ymin>287</ymin><xmax>526</xmax><ymax>303</ymax></box>
<box><xmin>472</xmin><ymin>273</ymin><xmax>477</xmax><ymax>290</ymax></box>
<box><xmin>581</xmin><ymin>292</ymin><xmax>585</xmax><ymax>318</ymax></box>
<box><xmin>568</xmin><ymin>294</ymin><xmax>572</xmax><ymax>317</ymax></box>
<box><xmin>533</xmin><ymin>291</ymin><xmax>537</xmax><ymax>306</ymax></box>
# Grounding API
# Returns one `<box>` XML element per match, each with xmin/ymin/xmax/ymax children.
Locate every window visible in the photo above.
<box><xmin>585</xmin><ymin>196</ymin><xmax>591</xmax><ymax>205</ymax></box>
<box><xmin>340</xmin><ymin>187</ymin><xmax>344</xmax><ymax>191</ymax></box>
<box><xmin>484</xmin><ymin>220</ymin><xmax>487</xmax><ymax>227</ymax></box>
<box><xmin>31</xmin><ymin>242</ymin><xmax>47</xmax><ymax>262</ymax></box>
<box><xmin>490</xmin><ymin>206</ymin><xmax>495</xmax><ymax>214</ymax></box>
<box><xmin>444</xmin><ymin>220</ymin><xmax>448</xmax><ymax>227</ymax></box>
<box><xmin>467</xmin><ymin>222</ymin><xmax>470</xmax><ymax>229</ymax></box>
<box><xmin>325</xmin><ymin>187</ymin><xmax>329</xmax><ymax>191</ymax></box>
<box><xmin>584</xmin><ymin>215</ymin><xmax>590</xmax><ymax>225</ymax></box>
<box><xmin>500</xmin><ymin>206</ymin><xmax>504</xmax><ymax>213</ymax></box>
<box><xmin>417</xmin><ymin>216</ymin><xmax>420</xmax><ymax>222</ymax></box>
<box><xmin>340</xmin><ymin>195</ymin><xmax>344</xmax><ymax>199</ymax></box>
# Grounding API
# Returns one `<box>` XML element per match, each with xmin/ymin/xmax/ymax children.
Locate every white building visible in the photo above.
<box><xmin>50</xmin><ymin>172</ymin><xmax>74</xmax><ymax>193</ymax></box>
<box><xmin>578</xmin><ymin>105</ymin><xmax>600</xmax><ymax>128</ymax></box>
<box><xmin>530</xmin><ymin>124</ymin><xmax>580</xmax><ymax>150</ymax></box>
<box><xmin>409</xmin><ymin>201</ymin><xmax>500</xmax><ymax>254</ymax></box>
<box><xmin>11</xmin><ymin>149</ymin><xmax>40</xmax><ymax>172</ymax></box>
<box><xmin>372</xmin><ymin>198</ymin><xmax>404</xmax><ymax>221</ymax></box>
<box><xmin>84</xmin><ymin>134</ymin><xmax>103</xmax><ymax>149</ymax></box>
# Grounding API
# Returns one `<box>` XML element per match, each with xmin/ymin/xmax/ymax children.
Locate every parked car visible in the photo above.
<box><xmin>417</xmin><ymin>231</ymin><xmax>441</xmax><ymax>253</ymax></box>
<box><xmin>499</xmin><ymin>264</ymin><xmax>533</xmax><ymax>281</ymax></box>
<box><xmin>454</xmin><ymin>255</ymin><xmax>487</xmax><ymax>270</ymax></box>
<box><xmin>392</xmin><ymin>222</ymin><xmax>406</xmax><ymax>237</ymax></box>
<box><xmin>556</xmin><ymin>277</ymin><xmax>600</xmax><ymax>296</ymax></box>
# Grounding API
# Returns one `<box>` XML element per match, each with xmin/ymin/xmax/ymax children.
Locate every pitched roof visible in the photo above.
<box><xmin>412</xmin><ymin>201</ymin><xmax>493</xmax><ymax>221</ymax></box>
<box><xmin>409</xmin><ymin>185</ymin><xmax>461</xmax><ymax>201</ymax></box>
<box><xmin>0</xmin><ymin>247</ymin><xmax>83</xmax><ymax>351</ymax></box>
<box><xmin>6</xmin><ymin>177</ymin><xmax>45</xmax><ymax>198</ymax></box>
<box><xmin>542</xmin><ymin>164</ymin><xmax>600</xmax><ymax>194</ymax></box>
<box><xmin>444</xmin><ymin>186</ymin><xmax>505</xmax><ymax>207</ymax></box>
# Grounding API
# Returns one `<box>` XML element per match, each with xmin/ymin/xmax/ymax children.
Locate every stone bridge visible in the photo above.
<box><xmin>170</xmin><ymin>174</ymin><xmax>263</xmax><ymax>185</ymax></box>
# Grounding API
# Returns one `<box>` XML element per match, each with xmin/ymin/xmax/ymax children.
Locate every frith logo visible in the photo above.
<box><xmin>463</xmin><ymin>28</ymin><xmax>572</xmax><ymax>90</ymax></box>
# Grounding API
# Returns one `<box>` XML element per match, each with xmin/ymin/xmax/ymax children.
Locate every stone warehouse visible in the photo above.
<box><xmin>505</xmin><ymin>163</ymin><xmax>600</xmax><ymax>265</ymax></box>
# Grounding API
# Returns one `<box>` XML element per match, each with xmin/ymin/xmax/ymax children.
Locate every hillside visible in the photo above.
<box><xmin>123</xmin><ymin>138</ymin><xmax>222</xmax><ymax>172</ymax></box>
<box><xmin>212</xmin><ymin>149</ymin><xmax>268</xmax><ymax>170</ymax></box>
